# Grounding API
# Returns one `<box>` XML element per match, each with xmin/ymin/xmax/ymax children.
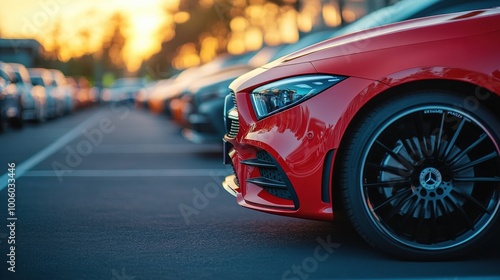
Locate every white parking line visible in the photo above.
<box><xmin>0</xmin><ymin>112</ymin><xmax>107</xmax><ymax>191</ymax></box>
<box><xmin>23</xmin><ymin>169</ymin><xmax>230</xmax><ymax>177</ymax></box>
<box><xmin>90</xmin><ymin>144</ymin><xmax>221</xmax><ymax>154</ymax></box>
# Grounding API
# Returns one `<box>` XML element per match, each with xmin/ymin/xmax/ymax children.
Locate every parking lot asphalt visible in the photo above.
<box><xmin>0</xmin><ymin>105</ymin><xmax>499</xmax><ymax>280</ymax></box>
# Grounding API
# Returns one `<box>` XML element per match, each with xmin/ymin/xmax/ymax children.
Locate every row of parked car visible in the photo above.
<box><xmin>5</xmin><ymin>0</ymin><xmax>493</xmax><ymax>136</ymax></box>
<box><xmin>0</xmin><ymin>62</ymin><xmax>99</xmax><ymax>132</ymax></box>
<box><xmin>134</xmin><ymin>0</ymin><xmax>500</xmax><ymax>144</ymax></box>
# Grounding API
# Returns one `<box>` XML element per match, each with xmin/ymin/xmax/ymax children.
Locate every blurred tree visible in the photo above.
<box><xmin>141</xmin><ymin>1</ymin><xmax>226</xmax><ymax>78</ymax></box>
<box><xmin>47</xmin><ymin>20</ymin><xmax>63</xmax><ymax>60</ymax></box>
<box><xmin>143</xmin><ymin>0</ymin><xmax>298</xmax><ymax>76</ymax></box>
<box><xmin>66</xmin><ymin>54</ymin><xmax>94</xmax><ymax>79</ymax></box>
<box><xmin>39</xmin><ymin>12</ymin><xmax>129</xmax><ymax>81</ymax></box>
<box><xmin>101</xmin><ymin>12</ymin><xmax>128</xmax><ymax>77</ymax></box>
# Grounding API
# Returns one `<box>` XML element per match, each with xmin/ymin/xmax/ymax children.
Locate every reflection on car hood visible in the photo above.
<box><xmin>265</xmin><ymin>8</ymin><xmax>500</xmax><ymax>67</ymax></box>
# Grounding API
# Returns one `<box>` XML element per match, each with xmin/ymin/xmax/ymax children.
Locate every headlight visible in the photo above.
<box><xmin>250</xmin><ymin>75</ymin><xmax>345</xmax><ymax>119</ymax></box>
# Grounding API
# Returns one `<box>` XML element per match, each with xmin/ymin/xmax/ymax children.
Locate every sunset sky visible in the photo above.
<box><xmin>0</xmin><ymin>0</ymin><xmax>352</xmax><ymax>73</ymax></box>
<box><xmin>1</xmin><ymin>0</ymin><xmax>177</xmax><ymax>71</ymax></box>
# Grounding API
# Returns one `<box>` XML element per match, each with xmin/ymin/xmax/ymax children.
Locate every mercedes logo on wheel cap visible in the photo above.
<box><xmin>419</xmin><ymin>167</ymin><xmax>443</xmax><ymax>190</ymax></box>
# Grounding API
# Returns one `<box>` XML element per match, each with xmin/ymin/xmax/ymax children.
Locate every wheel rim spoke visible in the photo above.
<box><xmin>366</xmin><ymin>162</ymin><xmax>409</xmax><ymax>178</ymax></box>
<box><xmin>449</xmin><ymin>133</ymin><xmax>488</xmax><ymax>166</ymax></box>
<box><xmin>442</xmin><ymin>118</ymin><xmax>466</xmax><ymax>160</ymax></box>
<box><xmin>363</xmin><ymin>180</ymin><xmax>411</xmax><ymax>188</ymax></box>
<box><xmin>375</xmin><ymin>140</ymin><xmax>415</xmax><ymax>172</ymax></box>
<box><xmin>429</xmin><ymin>200</ymin><xmax>438</xmax><ymax>244</ymax></box>
<box><xmin>397</xmin><ymin>197</ymin><xmax>420</xmax><ymax>231</ymax></box>
<box><xmin>452</xmin><ymin>151</ymin><xmax>498</xmax><ymax>173</ymax></box>
<box><xmin>454</xmin><ymin>177</ymin><xmax>500</xmax><ymax>183</ymax></box>
<box><xmin>384</xmin><ymin>192</ymin><xmax>416</xmax><ymax>221</ymax></box>
<box><xmin>402</xmin><ymin>138</ymin><xmax>420</xmax><ymax>164</ymax></box>
<box><xmin>372</xmin><ymin>189</ymin><xmax>412</xmax><ymax>212</ymax></box>
<box><xmin>411</xmin><ymin>201</ymin><xmax>426</xmax><ymax>240</ymax></box>
<box><xmin>445</xmin><ymin>196</ymin><xmax>475</xmax><ymax>230</ymax></box>
<box><xmin>415</xmin><ymin>115</ymin><xmax>432</xmax><ymax>157</ymax></box>
<box><xmin>451</xmin><ymin>188</ymin><xmax>491</xmax><ymax>214</ymax></box>
<box><xmin>434</xmin><ymin>112</ymin><xmax>446</xmax><ymax>158</ymax></box>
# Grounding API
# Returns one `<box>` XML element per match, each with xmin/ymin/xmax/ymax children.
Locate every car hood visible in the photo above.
<box><xmin>263</xmin><ymin>8</ymin><xmax>500</xmax><ymax>68</ymax></box>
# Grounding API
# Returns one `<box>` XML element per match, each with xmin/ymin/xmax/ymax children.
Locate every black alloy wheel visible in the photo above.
<box><xmin>340</xmin><ymin>91</ymin><xmax>500</xmax><ymax>260</ymax></box>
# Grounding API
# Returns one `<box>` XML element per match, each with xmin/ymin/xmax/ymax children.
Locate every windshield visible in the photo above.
<box><xmin>31</xmin><ymin>77</ymin><xmax>45</xmax><ymax>86</ymax></box>
<box><xmin>14</xmin><ymin>73</ymin><xmax>23</xmax><ymax>84</ymax></box>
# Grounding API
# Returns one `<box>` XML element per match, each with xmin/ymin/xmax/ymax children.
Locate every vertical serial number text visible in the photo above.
<box><xmin>6</xmin><ymin>163</ymin><xmax>17</xmax><ymax>273</ymax></box>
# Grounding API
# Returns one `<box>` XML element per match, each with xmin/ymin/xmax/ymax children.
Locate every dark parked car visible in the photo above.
<box><xmin>181</xmin><ymin>66</ymin><xmax>255</xmax><ymax>142</ymax></box>
<box><xmin>147</xmin><ymin>52</ymin><xmax>259</xmax><ymax>117</ymax></box>
<box><xmin>170</xmin><ymin>51</ymin><xmax>261</xmax><ymax>125</ymax></box>
<box><xmin>0</xmin><ymin>62</ymin><xmax>23</xmax><ymax>128</ymax></box>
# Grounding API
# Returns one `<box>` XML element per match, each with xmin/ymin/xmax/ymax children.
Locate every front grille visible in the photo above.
<box><xmin>226</xmin><ymin>91</ymin><xmax>239</xmax><ymax>138</ymax></box>
<box><xmin>242</xmin><ymin>150</ymin><xmax>296</xmax><ymax>203</ymax></box>
<box><xmin>264</xmin><ymin>188</ymin><xmax>292</xmax><ymax>200</ymax></box>
<box><xmin>231</xmin><ymin>90</ymin><xmax>237</xmax><ymax>109</ymax></box>
<box><xmin>256</xmin><ymin>151</ymin><xmax>291</xmax><ymax>200</ymax></box>
<box><xmin>260</xmin><ymin>168</ymin><xmax>285</xmax><ymax>185</ymax></box>
<box><xmin>227</xmin><ymin>115</ymin><xmax>239</xmax><ymax>138</ymax></box>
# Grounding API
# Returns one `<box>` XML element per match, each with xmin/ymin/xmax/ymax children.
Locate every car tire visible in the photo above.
<box><xmin>340</xmin><ymin>90</ymin><xmax>500</xmax><ymax>260</ymax></box>
<box><xmin>9</xmin><ymin>102</ymin><xmax>23</xmax><ymax>129</ymax></box>
<box><xmin>37</xmin><ymin>105</ymin><xmax>46</xmax><ymax>123</ymax></box>
<box><xmin>0</xmin><ymin>98</ymin><xmax>5</xmax><ymax>132</ymax></box>
<box><xmin>8</xmin><ymin>117</ymin><xmax>23</xmax><ymax>129</ymax></box>
<box><xmin>0</xmin><ymin>114</ymin><xmax>5</xmax><ymax>133</ymax></box>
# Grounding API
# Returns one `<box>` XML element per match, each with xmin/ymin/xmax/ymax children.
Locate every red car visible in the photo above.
<box><xmin>222</xmin><ymin>8</ymin><xmax>500</xmax><ymax>260</ymax></box>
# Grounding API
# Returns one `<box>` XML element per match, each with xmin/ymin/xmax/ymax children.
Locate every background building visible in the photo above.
<box><xmin>0</xmin><ymin>38</ymin><xmax>46</xmax><ymax>68</ymax></box>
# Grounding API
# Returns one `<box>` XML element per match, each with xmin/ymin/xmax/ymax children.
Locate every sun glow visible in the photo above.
<box><xmin>0</xmin><ymin>0</ymin><xmax>351</xmax><ymax>73</ymax></box>
<box><xmin>124</xmin><ymin>13</ymin><xmax>165</xmax><ymax>72</ymax></box>
<box><xmin>0</xmin><ymin>0</ymin><xmax>178</xmax><ymax>72</ymax></box>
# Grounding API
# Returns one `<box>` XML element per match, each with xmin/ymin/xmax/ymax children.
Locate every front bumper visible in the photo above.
<box><xmin>221</xmin><ymin>75</ymin><xmax>379</xmax><ymax>221</ymax></box>
<box><xmin>4</xmin><ymin>96</ymin><xmax>21</xmax><ymax>118</ymax></box>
